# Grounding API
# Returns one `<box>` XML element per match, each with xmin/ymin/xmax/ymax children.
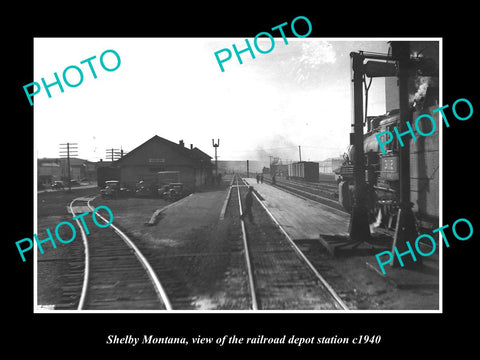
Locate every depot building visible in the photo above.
<box><xmin>104</xmin><ymin>135</ymin><xmax>214</xmax><ymax>191</ymax></box>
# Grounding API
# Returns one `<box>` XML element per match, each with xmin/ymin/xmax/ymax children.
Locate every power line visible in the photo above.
<box><xmin>59</xmin><ymin>142</ymin><xmax>78</xmax><ymax>192</ymax></box>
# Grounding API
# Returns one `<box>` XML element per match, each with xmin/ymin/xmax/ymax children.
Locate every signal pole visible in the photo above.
<box><xmin>212</xmin><ymin>139</ymin><xmax>220</xmax><ymax>180</ymax></box>
<box><xmin>59</xmin><ymin>142</ymin><xmax>78</xmax><ymax>192</ymax></box>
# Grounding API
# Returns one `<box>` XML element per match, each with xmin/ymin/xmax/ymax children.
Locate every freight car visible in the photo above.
<box><xmin>288</xmin><ymin>161</ymin><xmax>319</xmax><ymax>182</ymax></box>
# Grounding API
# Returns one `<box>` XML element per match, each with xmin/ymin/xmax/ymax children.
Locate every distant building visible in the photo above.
<box><xmin>38</xmin><ymin>159</ymin><xmax>61</xmax><ymax>185</ymax></box>
<box><xmin>318</xmin><ymin>157</ymin><xmax>344</xmax><ymax>174</ymax></box>
<box><xmin>273</xmin><ymin>164</ymin><xmax>288</xmax><ymax>177</ymax></box>
<box><xmin>113</xmin><ymin>135</ymin><xmax>213</xmax><ymax>191</ymax></box>
<box><xmin>37</xmin><ymin>157</ymin><xmax>97</xmax><ymax>185</ymax></box>
<box><xmin>216</xmin><ymin>160</ymin><xmax>266</xmax><ymax>174</ymax></box>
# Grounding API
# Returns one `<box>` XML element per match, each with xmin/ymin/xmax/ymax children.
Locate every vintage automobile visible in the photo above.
<box><xmin>135</xmin><ymin>180</ymin><xmax>159</xmax><ymax>197</ymax></box>
<box><xmin>51</xmin><ymin>180</ymin><xmax>65</xmax><ymax>190</ymax></box>
<box><xmin>157</xmin><ymin>182</ymin><xmax>184</xmax><ymax>201</ymax></box>
<box><xmin>157</xmin><ymin>183</ymin><xmax>172</xmax><ymax>199</ymax></box>
<box><xmin>100</xmin><ymin>180</ymin><xmax>130</xmax><ymax>198</ymax></box>
<box><xmin>166</xmin><ymin>182</ymin><xmax>184</xmax><ymax>201</ymax></box>
<box><xmin>68</xmin><ymin>179</ymin><xmax>80</xmax><ymax>187</ymax></box>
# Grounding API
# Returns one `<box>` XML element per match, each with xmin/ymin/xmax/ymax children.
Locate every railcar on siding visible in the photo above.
<box><xmin>287</xmin><ymin>161</ymin><xmax>319</xmax><ymax>182</ymax></box>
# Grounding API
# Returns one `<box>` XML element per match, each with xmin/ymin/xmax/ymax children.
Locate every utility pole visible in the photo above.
<box><xmin>59</xmin><ymin>142</ymin><xmax>78</xmax><ymax>192</ymax></box>
<box><xmin>106</xmin><ymin>148</ymin><xmax>121</xmax><ymax>162</ymax></box>
<box><xmin>212</xmin><ymin>139</ymin><xmax>220</xmax><ymax>181</ymax></box>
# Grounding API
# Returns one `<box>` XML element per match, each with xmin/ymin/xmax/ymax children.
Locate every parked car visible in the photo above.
<box><xmin>68</xmin><ymin>179</ymin><xmax>80</xmax><ymax>187</ymax></box>
<box><xmin>135</xmin><ymin>180</ymin><xmax>158</xmax><ymax>197</ymax></box>
<box><xmin>166</xmin><ymin>182</ymin><xmax>184</xmax><ymax>201</ymax></box>
<box><xmin>157</xmin><ymin>182</ymin><xmax>184</xmax><ymax>201</ymax></box>
<box><xmin>157</xmin><ymin>184</ymin><xmax>172</xmax><ymax>199</ymax></box>
<box><xmin>51</xmin><ymin>181</ymin><xmax>65</xmax><ymax>190</ymax></box>
<box><xmin>100</xmin><ymin>180</ymin><xmax>130</xmax><ymax>198</ymax></box>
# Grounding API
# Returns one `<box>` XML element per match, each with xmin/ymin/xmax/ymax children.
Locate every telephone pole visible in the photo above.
<box><xmin>106</xmin><ymin>148</ymin><xmax>121</xmax><ymax>162</ymax></box>
<box><xmin>59</xmin><ymin>142</ymin><xmax>78</xmax><ymax>192</ymax></box>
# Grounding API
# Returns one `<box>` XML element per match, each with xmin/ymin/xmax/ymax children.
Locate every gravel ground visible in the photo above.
<box><xmin>91</xmin><ymin>181</ymin><xmax>250</xmax><ymax>310</ymax></box>
<box><xmin>295</xmin><ymin>239</ymin><xmax>439</xmax><ymax>310</ymax></box>
<box><xmin>36</xmin><ymin>187</ymin><xmax>98</xmax><ymax>308</ymax></box>
<box><xmin>35</xmin><ymin>182</ymin><xmax>439</xmax><ymax>311</ymax></box>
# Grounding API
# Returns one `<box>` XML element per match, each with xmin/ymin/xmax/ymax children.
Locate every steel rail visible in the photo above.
<box><xmin>86</xmin><ymin>198</ymin><xmax>173</xmax><ymax>310</ymax></box>
<box><xmin>236</xmin><ymin>175</ymin><xmax>258</xmax><ymax>310</ymax></box>
<box><xmin>276</xmin><ymin>177</ymin><xmax>338</xmax><ymax>191</ymax></box>
<box><xmin>69</xmin><ymin>197</ymin><xmax>91</xmax><ymax>311</ymax></box>
<box><xmin>70</xmin><ymin>196</ymin><xmax>172</xmax><ymax>310</ymax></box>
<box><xmin>263</xmin><ymin>178</ymin><xmax>347</xmax><ymax>214</ymax></box>
<box><xmin>243</xmin><ymin>179</ymin><xmax>350</xmax><ymax>310</ymax></box>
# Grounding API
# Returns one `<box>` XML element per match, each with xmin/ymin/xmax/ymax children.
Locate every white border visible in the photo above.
<box><xmin>33</xmin><ymin>37</ymin><xmax>442</xmax><ymax>314</ymax></box>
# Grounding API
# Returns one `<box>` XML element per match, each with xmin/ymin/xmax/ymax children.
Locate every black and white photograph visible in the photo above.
<box><xmin>32</xmin><ymin>37</ymin><xmax>441</xmax><ymax>312</ymax></box>
<box><xmin>7</xmin><ymin>6</ymin><xmax>479</xmax><ymax>356</ymax></box>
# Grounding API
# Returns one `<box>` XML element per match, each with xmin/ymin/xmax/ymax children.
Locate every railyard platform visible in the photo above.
<box><xmin>243</xmin><ymin>177</ymin><xmax>439</xmax><ymax>305</ymax></box>
<box><xmin>243</xmin><ymin>177</ymin><xmax>350</xmax><ymax>239</ymax></box>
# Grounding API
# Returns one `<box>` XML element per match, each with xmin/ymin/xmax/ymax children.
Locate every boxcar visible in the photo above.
<box><xmin>288</xmin><ymin>161</ymin><xmax>319</xmax><ymax>182</ymax></box>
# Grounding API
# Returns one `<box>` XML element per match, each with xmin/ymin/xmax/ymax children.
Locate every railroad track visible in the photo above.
<box><xmin>263</xmin><ymin>176</ymin><xmax>346</xmax><ymax>212</ymax></box>
<box><xmin>234</xmin><ymin>175</ymin><xmax>348</xmax><ymax>310</ymax></box>
<box><xmin>269</xmin><ymin>176</ymin><xmax>338</xmax><ymax>197</ymax></box>
<box><xmin>69</xmin><ymin>196</ymin><xmax>172</xmax><ymax>310</ymax></box>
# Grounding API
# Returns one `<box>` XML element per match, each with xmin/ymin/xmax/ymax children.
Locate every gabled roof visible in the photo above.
<box><xmin>191</xmin><ymin>147</ymin><xmax>212</xmax><ymax>161</ymax></box>
<box><xmin>116</xmin><ymin>135</ymin><xmax>212</xmax><ymax>164</ymax></box>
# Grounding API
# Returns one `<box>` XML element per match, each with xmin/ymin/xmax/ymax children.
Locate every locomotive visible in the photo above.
<box><xmin>337</xmin><ymin>83</ymin><xmax>439</xmax><ymax>232</ymax></box>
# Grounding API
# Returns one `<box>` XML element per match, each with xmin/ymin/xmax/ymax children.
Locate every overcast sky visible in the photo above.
<box><xmin>34</xmin><ymin>38</ymin><xmax>390</xmax><ymax>164</ymax></box>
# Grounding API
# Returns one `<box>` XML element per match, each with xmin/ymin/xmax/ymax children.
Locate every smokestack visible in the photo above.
<box><xmin>179</xmin><ymin>140</ymin><xmax>184</xmax><ymax>147</ymax></box>
<box><xmin>190</xmin><ymin>144</ymin><xmax>193</xmax><ymax>150</ymax></box>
